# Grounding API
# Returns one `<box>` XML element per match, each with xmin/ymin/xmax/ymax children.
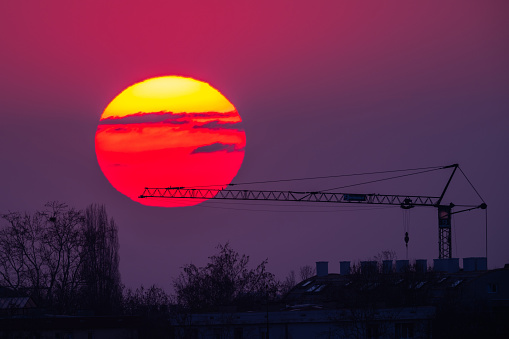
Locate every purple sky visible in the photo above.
<box><xmin>1</xmin><ymin>1</ymin><xmax>508</xmax><ymax>290</ymax></box>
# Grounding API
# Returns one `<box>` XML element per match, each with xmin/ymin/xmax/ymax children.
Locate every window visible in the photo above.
<box><xmin>367</xmin><ymin>324</ymin><xmax>380</xmax><ymax>339</ymax></box>
<box><xmin>395</xmin><ymin>323</ymin><xmax>414</xmax><ymax>339</ymax></box>
<box><xmin>315</xmin><ymin>284</ymin><xmax>327</xmax><ymax>292</ymax></box>
<box><xmin>488</xmin><ymin>283</ymin><xmax>498</xmax><ymax>293</ymax></box>
<box><xmin>234</xmin><ymin>327</ymin><xmax>243</xmax><ymax>339</ymax></box>
<box><xmin>213</xmin><ymin>328</ymin><xmax>223</xmax><ymax>339</ymax></box>
<box><xmin>415</xmin><ymin>281</ymin><xmax>425</xmax><ymax>289</ymax></box>
<box><xmin>307</xmin><ymin>284</ymin><xmax>326</xmax><ymax>292</ymax></box>
<box><xmin>306</xmin><ymin>284</ymin><xmax>319</xmax><ymax>292</ymax></box>
<box><xmin>451</xmin><ymin>279</ymin><xmax>463</xmax><ymax>287</ymax></box>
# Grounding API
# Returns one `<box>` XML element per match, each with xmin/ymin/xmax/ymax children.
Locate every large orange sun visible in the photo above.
<box><xmin>95</xmin><ymin>76</ymin><xmax>246</xmax><ymax>207</ymax></box>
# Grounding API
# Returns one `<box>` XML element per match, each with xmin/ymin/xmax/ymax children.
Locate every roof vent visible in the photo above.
<box><xmin>396</xmin><ymin>260</ymin><xmax>410</xmax><ymax>273</ymax></box>
<box><xmin>316</xmin><ymin>261</ymin><xmax>328</xmax><ymax>277</ymax></box>
<box><xmin>383</xmin><ymin>260</ymin><xmax>393</xmax><ymax>274</ymax></box>
<box><xmin>463</xmin><ymin>257</ymin><xmax>487</xmax><ymax>271</ymax></box>
<box><xmin>340</xmin><ymin>261</ymin><xmax>351</xmax><ymax>275</ymax></box>
<box><xmin>415</xmin><ymin>259</ymin><xmax>427</xmax><ymax>273</ymax></box>
<box><xmin>434</xmin><ymin>258</ymin><xmax>459</xmax><ymax>273</ymax></box>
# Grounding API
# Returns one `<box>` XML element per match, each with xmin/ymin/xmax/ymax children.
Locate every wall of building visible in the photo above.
<box><xmin>171</xmin><ymin>306</ymin><xmax>435</xmax><ymax>339</ymax></box>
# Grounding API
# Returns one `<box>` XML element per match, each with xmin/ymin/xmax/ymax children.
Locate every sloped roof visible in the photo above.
<box><xmin>0</xmin><ymin>297</ymin><xmax>36</xmax><ymax>309</ymax></box>
<box><xmin>284</xmin><ymin>268</ymin><xmax>509</xmax><ymax>309</ymax></box>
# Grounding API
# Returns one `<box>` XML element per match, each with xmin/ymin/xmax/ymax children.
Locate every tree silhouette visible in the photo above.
<box><xmin>299</xmin><ymin>264</ymin><xmax>316</xmax><ymax>281</ymax></box>
<box><xmin>79</xmin><ymin>204</ymin><xmax>122</xmax><ymax>315</ymax></box>
<box><xmin>0</xmin><ymin>202</ymin><xmax>84</xmax><ymax>312</ymax></box>
<box><xmin>0</xmin><ymin>202</ymin><xmax>121</xmax><ymax>314</ymax></box>
<box><xmin>280</xmin><ymin>270</ymin><xmax>296</xmax><ymax>296</ymax></box>
<box><xmin>173</xmin><ymin>242</ymin><xmax>279</xmax><ymax>312</ymax></box>
<box><xmin>123</xmin><ymin>284</ymin><xmax>170</xmax><ymax>316</ymax></box>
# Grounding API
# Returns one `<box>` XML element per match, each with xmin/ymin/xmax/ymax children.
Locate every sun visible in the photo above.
<box><xmin>95</xmin><ymin>76</ymin><xmax>246</xmax><ymax>207</ymax></box>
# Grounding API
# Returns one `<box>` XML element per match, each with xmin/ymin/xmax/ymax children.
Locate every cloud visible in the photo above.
<box><xmin>193</xmin><ymin>120</ymin><xmax>244</xmax><ymax>131</ymax></box>
<box><xmin>186</xmin><ymin>111</ymin><xmax>240</xmax><ymax>119</ymax></box>
<box><xmin>112</xmin><ymin>127</ymin><xmax>129</xmax><ymax>132</ymax></box>
<box><xmin>191</xmin><ymin>142</ymin><xmax>243</xmax><ymax>154</ymax></box>
<box><xmin>162</xmin><ymin>118</ymin><xmax>188</xmax><ymax>125</ymax></box>
<box><xmin>99</xmin><ymin>111</ymin><xmax>186</xmax><ymax>125</ymax></box>
<box><xmin>99</xmin><ymin>110</ymin><xmax>240</xmax><ymax>125</ymax></box>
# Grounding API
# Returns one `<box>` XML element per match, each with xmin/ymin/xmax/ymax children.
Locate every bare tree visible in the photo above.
<box><xmin>123</xmin><ymin>284</ymin><xmax>170</xmax><ymax>316</ymax></box>
<box><xmin>174</xmin><ymin>242</ymin><xmax>279</xmax><ymax>312</ymax></box>
<box><xmin>43</xmin><ymin>202</ymin><xmax>86</xmax><ymax>312</ymax></box>
<box><xmin>0</xmin><ymin>202</ymin><xmax>85</xmax><ymax>312</ymax></box>
<box><xmin>280</xmin><ymin>270</ymin><xmax>296</xmax><ymax>296</ymax></box>
<box><xmin>373</xmin><ymin>250</ymin><xmax>397</xmax><ymax>263</ymax></box>
<box><xmin>80</xmin><ymin>204</ymin><xmax>122</xmax><ymax>314</ymax></box>
<box><xmin>299</xmin><ymin>265</ymin><xmax>316</xmax><ymax>281</ymax></box>
<box><xmin>0</xmin><ymin>202</ymin><xmax>122</xmax><ymax>314</ymax></box>
<box><xmin>123</xmin><ymin>285</ymin><xmax>171</xmax><ymax>337</ymax></box>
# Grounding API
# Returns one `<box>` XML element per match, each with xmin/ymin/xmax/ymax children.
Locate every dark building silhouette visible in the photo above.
<box><xmin>1</xmin><ymin>258</ymin><xmax>508</xmax><ymax>338</ymax></box>
<box><xmin>170</xmin><ymin>258</ymin><xmax>509</xmax><ymax>339</ymax></box>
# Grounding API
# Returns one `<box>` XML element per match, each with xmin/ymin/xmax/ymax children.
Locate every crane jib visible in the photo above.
<box><xmin>139</xmin><ymin>188</ymin><xmax>440</xmax><ymax>207</ymax></box>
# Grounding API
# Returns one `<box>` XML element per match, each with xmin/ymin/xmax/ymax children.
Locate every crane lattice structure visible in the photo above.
<box><xmin>139</xmin><ymin>164</ymin><xmax>486</xmax><ymax>259</ymax></box>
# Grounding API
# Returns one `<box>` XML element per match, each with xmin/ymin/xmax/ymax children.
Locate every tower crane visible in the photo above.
<box><xmin>139</xmin><ymin>164</ymin><xmax>486</xmax><ymax>259</ymax></box>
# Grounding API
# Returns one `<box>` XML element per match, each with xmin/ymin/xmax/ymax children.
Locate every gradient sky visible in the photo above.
<box><xmin>1</xmin><ymin>0</ymin><xmax>508</xmax><ymax>290</ymax></box>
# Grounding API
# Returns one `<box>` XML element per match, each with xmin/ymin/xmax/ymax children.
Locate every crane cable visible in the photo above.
<box><xmin>453</xmin><ymin>214</ymin><xmax>458</xmax><ymax>258</ymax></box>
<box><xmin>196</xmin><ymin>203</ymin><xmax>395</xmax><ymax>213</ymax></box>
<box><xmin>458</xmin><ymin>167</ymin><xmax>486</xmax><ymax>203</ymax></box>
<box><xmin>402</xmin><ymin>209</ymin><xmax>411</xmax><ymax>259</ymax></box>
<box><xmin>320</xmin><ymin>167</ymin><xmax>444</xmax><ymax>192</ymax></box>
<box><xmin>457</xmin><ymin>166</ymin><xmax>488</xmax><ymax>262</ymax></box>
<box><xmin>179</xmin><ymin>165</ymin><xmax>445</xmax><ymax>189</ymax></box>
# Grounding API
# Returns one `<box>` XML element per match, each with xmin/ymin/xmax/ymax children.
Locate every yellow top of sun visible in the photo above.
<box><xmin>101</xmin><ymin>76</ymin><xmax>236</xmax><ymax>120</ymax></box>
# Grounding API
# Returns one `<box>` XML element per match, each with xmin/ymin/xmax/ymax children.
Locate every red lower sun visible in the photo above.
<box><xmin>95</xmin><ymin>76</ymin><xmax>246</xmax><ymax>207</ymax></box>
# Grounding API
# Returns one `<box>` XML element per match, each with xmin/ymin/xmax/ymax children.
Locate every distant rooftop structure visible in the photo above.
<box><xmin>0</xmin><ymin>297</ymin><xmax>36</xmax><ymax>316</ymax></box>
<box><xmin>170</xmin><ymin>262</ymin><xmax>509</xmax><ymax>339</ymax></box>
<box><xmin>284</xmin><ymin>258</ymin><xmax>507</xmax><ymax>311</ymax></box>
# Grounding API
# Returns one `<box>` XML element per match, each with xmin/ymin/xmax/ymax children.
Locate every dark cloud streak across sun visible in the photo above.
<box><xmin>99</xmin><ymin>111</ymin><xmax>241</xmax><ymax>125</ymax></box>
<box><xmin>191</xmin><ymin>142</ymin><xmax>244</xmax><ymax>154</ymax></box>
<box><xmin>193</xmin><ymin>120</ymin><xmax>244</xmax><ymax>131</ymax></box>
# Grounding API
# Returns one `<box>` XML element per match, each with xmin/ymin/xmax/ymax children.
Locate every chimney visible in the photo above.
<box><xmin>463</xmin><ymin>257</ymin><xmax>487</xmax><ymax>271</ymax></box>
<box><xmin>433</xmin><ymin>258</ymin><xmax>459</xmax><ymax>273</ymax></box>
<box><xmin>316</xmin><ymin>261</ymin><xmax>328</xmax><ymax>277</ymax></box>
<box><xmin>396</xmin><ymin>260</ymin><xmax>410</xmax><ymax>273</ymax></box>
<box><xmin>415</xmin><ymin>259</ymin><xmax>427</xmax><ymax>273</ymax></box>
<box><xmin>340</xmin><ymin>261</ymin><xmax>351</xmax><ymax>275</ymax></box>
<box><xmin>383</xmin><ymin>260</ymin><xmax>393</xmax><ymax>274</ymax></box>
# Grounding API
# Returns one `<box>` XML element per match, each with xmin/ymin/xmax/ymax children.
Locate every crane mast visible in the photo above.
<box><xmin>139</xmin><ymin>164</ymin><xmax>486</xmax><ymax>259</ymax></box>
